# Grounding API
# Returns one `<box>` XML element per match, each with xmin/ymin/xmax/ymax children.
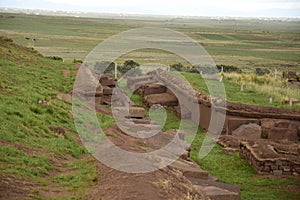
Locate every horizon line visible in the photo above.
<box><xmin>1</xmin><ymin>7</ymin><xmax>300</xmax><ymax>20</ymax></box>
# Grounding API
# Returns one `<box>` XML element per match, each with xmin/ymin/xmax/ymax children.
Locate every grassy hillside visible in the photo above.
<box><xmin>0</xmin><ymin>37</ymin><xmax>98</xmax><ymax>199</ymax></box>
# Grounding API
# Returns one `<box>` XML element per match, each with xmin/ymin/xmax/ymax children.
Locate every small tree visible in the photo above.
<box><xmin>170</xmin><ymin>63</ymin><xmax>184</xmax><ymax>71</ymax></box>
<box><xmin>119</xmin><ymin>60</ymin><xmax>141</xmax><ymax>77</ymax></box>
<box><xmin>255</xmin><ymin>68</ymin><xmax>270</xmax><ymax>76</ymax></box>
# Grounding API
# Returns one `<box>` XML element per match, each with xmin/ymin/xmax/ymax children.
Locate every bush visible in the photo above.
<box><xmin>46</xmin><ymin>56</ymin><xmax>63</xmax><ymax>61</ymax></box>
<box><xmin>188</xmin><ymin>64</ymin><xmax>219</xmax><ymax>74</ymax></box>
<box><xmin>119</xmin><ymin>60</ymin><xmax>141</xmax><ymax>77</ymax></box>
<box><xmin>187</xmin><ymin>64</ymin><xmax>241</xmax><ymax>74</ymax></box>
<box><xmin>73</xmin><ymin>59</ymin><xmax>83</xmax><ymax>64</ymax></box>
<box><xmin>170</xmin><ymin>63</ymin><xmax>184</xmax><ymax>71</ymax></box>
<box><xmin>216</xmin><ymin>64</ymin><xmax>242</xmax><ymax>73</ymax></box>
<box><xmin>255</xmin><ymin>68</ymin><xmax>270</xmax><ymax>76</ymax></box>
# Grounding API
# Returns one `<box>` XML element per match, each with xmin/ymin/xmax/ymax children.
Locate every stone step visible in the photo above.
<box><xmin>195</xmin><ymin>185</ymin><xmax>240</xmax><ymax>200</ymax></box>
<box><xmin>169</xmin><ymin>160</ymin><xmax>209</xmax><ymax>180</ymax></box>
<box><xmin>189</xmin><ymin>178</ymin><xmax>240</xmax><ymax>193</ymax></box>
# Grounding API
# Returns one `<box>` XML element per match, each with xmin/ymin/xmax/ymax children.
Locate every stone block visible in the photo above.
<box><xmin>129</xmin><ymin>106</ymin><xmax>146</xmax><ymax>118</ymax></box>
<box><xmin>232</xmin><ymin>123</ymin><xmax>262</xmax><ymax>139</ymax></box>
<box><xmin>268</xmin><ymin>127</ymin><xmax>298</xmax><ymax>142</ymax></box>
<box><xmin>100</xmin><ymin>76</ymin><xmax>116</xmax><ymax>87</ymax></box>
<box><xmin>273</xmin><ymin>170</ymin><xmax>283</xmax><ymax>176</ymax></box>
<box><xmin>283</xmin><ymin>166</ymin><xmax>291</xmax><ymax>172</ymax></box>
<box><xmin>198</xmin><ymin>186</ymin><xmax>239</xmax><ymax>200</ymax></box>
<box><xmin>143</xmin><ymin>84</ymin><xmax>166</xmax><ymax>96</ymax></box>
<box><xmin>222</xmin><ymin>147</ymin><xmax>239</xmax><ymax>155</ymax></box>
<box><xmin>102</xmin><ymin>86</ymin><xmax>113</xmax><ymax>95</ymax></box>
<box><xmin>276</xmin><ymin>160</ymin><xmax>282</xmax><ymax>166</ymax></box>
<box><xmin>283</xmin><ymin>171</ymin><xmax>292</xmax><ymax>175</ymax></box>
<box><xmin>271</xmin><ymin>165</ymin><xmax>278</xmax><ymax>170</ymax></box>
<box><xmin>144</xmin><ymin>93</ymin><xmax>178</xmax><ymax>107</ymax></box>
<box><xmin>227</xmin><ymin>118</ymin><xmax>260</xmax><ymax>135</ymax></box>
<box><xmin>263</xmin><ymin>166</ymin><xmax>270</xmax><ymax>172</ymax></box>
<box><xmin>170</xmin><ymin>160</ymin><xmax>209</xmax><ymax>180</ymax></box>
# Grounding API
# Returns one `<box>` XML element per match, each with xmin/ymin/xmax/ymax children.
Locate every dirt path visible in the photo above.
<box><xmin>87</xmin><ymin>124</ymin><xmax>204</xmax><ymax>200</ymax></box>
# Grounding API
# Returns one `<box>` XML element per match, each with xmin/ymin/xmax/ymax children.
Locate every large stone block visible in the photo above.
<box><xmin>144</xmin><ymin>93</ymin><xmax>178</xmax><ymax>107</ymax></box>
<box><xmin>227</xmin><ymin>118</ymin><xmax>260</xmax><ymax>135</ymax></box>
<box><xmin>170</xmin><ymin>160</ymin><xmax>209</xmax><ymax>180</ymax></box>
<box><xmin>232</xmin><ymin>123</ymin><xmax>262</xmax><ymax>139</ymax></box>
<box><xmin>196</xmin><ymin>186</ymin><xmax>239</xmax><ymax>200</ymax></box>
<box><xmin>99</xmin><ymin>75</ymin><xmax>116</xmax><ymax>87</ymax></box>
<box><xmin>129</xmin><ymin>106</ymin><xmax>147</xmax><ymax>118</ymax></box>
<box><xmin>268</xmin><ymin>127</ymin><xmax>298</xmax><ymax>142</ymax></box>
<box><xmin>143</xmin><ymin>83</ymin><xmax>166</xmax><ymax>96</ymax></box>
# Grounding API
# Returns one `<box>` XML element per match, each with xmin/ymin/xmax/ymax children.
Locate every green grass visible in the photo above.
<box><xmin>0</xmin><ymin>37</ymin><xmax>98</xmax><ymax>197</ymax></box>
<box><xmin>97</xmin><ymin>112</ymin><xmax>115</xmax><ymax>129</ymax></box>
<box><xmin>0</xmin><ymin>145</ymin><xmax>52</xmax><ymax>178</ymax></box>
<box><xmin>130</xmin><ymin>94</ymin><xmax>144</xmax><ymax>106</ymax></box>
<box><xmin>52</xmin><ymin>158</ymin><xmax>98</xmax><ymax>188</ymax></box>
<box><xmin>181</xmin><ymin>72</ymin><xmax>300</xmax><ymax>109</ymax></box>
<box><xmin>200</xmin><ymin>33</ymin><xmax>231</xmax><ymax>41</ymax></box>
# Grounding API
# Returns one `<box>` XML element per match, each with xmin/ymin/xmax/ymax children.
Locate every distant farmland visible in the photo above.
<box><xmin>0</xmin><ymin>12</ymin><xmax>300</xmax><ymax>72</ymax></box>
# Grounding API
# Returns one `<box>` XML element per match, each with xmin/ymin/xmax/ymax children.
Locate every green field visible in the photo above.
<box><xmin>0</xmin><ymin>12</ymin><xmax>300</xmax><ymax>72</ymax></box>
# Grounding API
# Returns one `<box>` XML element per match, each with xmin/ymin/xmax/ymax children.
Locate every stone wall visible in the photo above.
<box><xmin>240</xmin><ymin>141</ymin><xmax>300</xmax><ymax>175</ymax></box>
<box><xmin>127</xmin><ymin>69</ymin><xmax>300</xmax><ymax>140</ymax></box>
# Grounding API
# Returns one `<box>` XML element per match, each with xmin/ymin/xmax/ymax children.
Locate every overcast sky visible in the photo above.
<box><xmin>1</xmin><ymin>0</ymin><xmax>300</xmax><ymax>17</ymax></box>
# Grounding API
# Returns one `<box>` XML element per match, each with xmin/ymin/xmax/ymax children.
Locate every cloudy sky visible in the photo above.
<box><xmin>1</xmin><ymin>0</ymin><xmax>300</xmax><ymax>17</ymax></box>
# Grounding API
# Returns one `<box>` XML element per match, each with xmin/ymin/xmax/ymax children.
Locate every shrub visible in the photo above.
<box><xmin>255</xmin><ymin>68</ymin><xmax>270</xmax><ymax>76</ymax></box>
<box><xmin>170</xmin><ymin>63</ymin><xmax>184</xmax><ymax>71</ymax></box>
<box><xmin>3</xmin><ymin>37</ymin><xmax>13</xmax><ymax>43</ymax></box>
<box><xmin>216</xmin><ymin>64</ymin><xmax>242</xmax><ymax>73</ymax></box>
<box><xmin>119</xmin><ymin>60</ymin><xmax>141</xmax><ymax>77</ymax></box>
<box><xmin>46</xmin><ymin>56</ymin><xmax>63</xmax><ymax>61</ymax></box>
<box><xmin>73</xmin><ymin>59</ymin><xmax>83</xmax><ymax>64</ymax></box>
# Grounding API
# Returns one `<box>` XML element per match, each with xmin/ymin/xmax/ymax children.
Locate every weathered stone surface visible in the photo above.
<box><xmin>268</xmin><ymin>127</ymin><xmax>298</xmax><ymax>142</ymax></box>
<box><xmin>217</xmin><ymin>135</ymin><xmax>241</xmax><ymax>149</ymax></box>
<box><xmin>99</xmin><ymin>75</ymin><xmax>116</xmax><ymax>87</ymax></box>
<box><xmin>273</xmin><ymin>170</ymin><xmax>283</xmax><ymax>176</ymax></box>
<box><xmin>131</xmin><ymin>118</ymin><xmax>151</xmax><ymax>125</ymax></box>
<box><xmin>127</xmin><ymin>75</ymin><xmax>153</xmax><ymax>88</ymax></box>
<box><xmin>195</xmin><ymin>185</ymin><xmax>239</xmax><ymax>200</ymax></box>
<box><xmin>277</xmin><ymin>121</ymin><xmax>290</xmax><ymax>128</ymax></box>
<box><xmin>261</xmin><ymin>118</ymin><xmax>276</xmax><ymax>137</ymax></box>
<box><xmin>227</xmin><ymin>118</ymin><xmax>260</xmax><ymax>135</ymax></box>
<box><xmin>170</xmin><ymin>160</ymin><xmax>209</xmax><ymax>180</ymax></box>
<box><xmin>102</xmin><ymin>86</ymin><xmax>113</xmax><ymax>95</ymax></box>
<box><xmin>261</xmin><ymin>118</ymin><xmax>300</xmax><ymax>138</ymax></box>
<box><xmin>129</xmin><ymin>106</ymin><xmax>147</xmax><ymax>118</ymax></box>
<box><xmin>232</xmin><ymin>123</ymin><xmax>262</xmax><ymax>139</ymax></box>
<box><xmin>143</xmin><ymin>83</ymin><xmax>166</xmax><ymax>96</ymax></box>
<box><xmin>144</xmin><ymin>93</ymin><xmax>178</xmax><ymax>107</ymax></box>
<box><xmin>222</xmin><ymin>147</ymin><xmax>239</xmax><ymax>155</ymax></box>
